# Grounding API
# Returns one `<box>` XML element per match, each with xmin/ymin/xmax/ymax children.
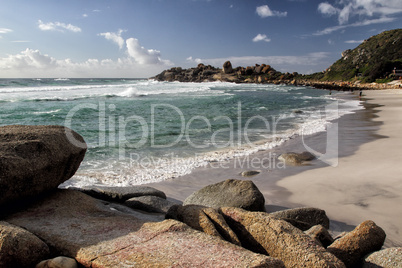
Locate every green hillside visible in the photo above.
<box><xmin>321</xmin><ymin>29</ymin><xmax>402</xmax><ymax>83</ymax></box>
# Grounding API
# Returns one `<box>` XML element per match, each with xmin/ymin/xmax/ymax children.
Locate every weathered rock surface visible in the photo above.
<box><xmin>278</xmin><ymin>151</ymin><xmax>316</xmax><ymax>165</ymax></box>
<box><xmin>363</xmin><ymin>247</ymin><xmax>402</xmax><ymax>268</ymax></box>
<box><xmin>36</xmin><ymin>256</ymin><xmax>78</xmax><ymax>268</ymax></box>
<box><xmin>183</xmin><ymin>179</ymin><xmax>266</xmax><ymax>212</ymax></box>
<box><xmin>166</xmin><ymin>204</ymin><xmax>241</xmax><ymax>246</ymax></box>
<box><xmin>305</xmin><ymin>225</ymin><xmax>335</xmax><ymax>248</ymax></box>
<box><xmin>327</xmin><ymin>220</ymin><xmax>386</xmax><ymax>267</ymax></box>
<box><xmin>223</xmin><ymin>60</ymin><xmax>233</xmax><ymax>74</ymax></box>
<box><xmin>220</xmin><ymin>207</ymin><xmax>345</xmax><ymax>268</ymax></box>
<box><xmin>241</xmin><ymin>170</ymin><xmax>260</xmax><ymax>177</ymax></box>
<box><xmin>0</xmin><ymin>125</ymin><xmax>86</xmax><ymax>208</ymax></box>
<box><xmin>6</xmin><ymin>190</ymin><xmax>283</xmax><ymax>268</ymax></box>
<box><xmin>0</xmin><ymin>221</ymin><xmax>50</xmax><ymax>268</ymax></box>
<box><xmin>72</xmin><ymin>185</ymin><xmax>166</xmax><ymax>202</ymax></box>
<box><xmin>270</xmin><ymin>207</ymin><xmax>330</xmax><ymax>230</ymax></box>
<box><xmin>124</xmin><ymin>195</ymin><xmax>177</xmax><ymax>213</ymax></box>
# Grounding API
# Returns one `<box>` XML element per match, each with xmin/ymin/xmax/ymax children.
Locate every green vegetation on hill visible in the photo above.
<box><xmin>321</xmin><ymin>29</ymin><xmax>402</xmax><ymax>83</ymax></box>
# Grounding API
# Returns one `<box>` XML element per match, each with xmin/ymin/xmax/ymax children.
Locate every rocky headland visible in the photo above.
<box><xmin>151</xmin><ymin>29</ymin><xmax>402</xmax><ymax>91</ymax></box>
<box><xmin>1</xmin><ymin>125</ymin><xmax>401</xmax><ymax>267</ymax></box>
<box><xmin>151</xmin><ymin>61</ymin><xmax>402</xmax><ymax>91</ymax></box>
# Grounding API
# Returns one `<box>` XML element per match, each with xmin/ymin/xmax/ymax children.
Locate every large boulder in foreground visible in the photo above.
<box><xmin>6</xmin><ymin>190</ymin><xmax>283</xmax><ymax>267</ymax></box>
<box><xmin>327</xmin><ymin>220</ymin><xmax>386</xmax><ymax>267</ymax></box>
<box><xmin>0</xmin><ymin>125</ymin><xmax>86</xmax><ymax>208</ymax></box>
<box><xmin>183</xmin><ymin>179</ymin><xmax>266</xmax><ymax>211</ymax></box>
<box><xmin>166</xmin><ymin>204</ymin><xmax>241</xmax><ymax>246</ymax></box>
<box><xmin>220</xmin><ymin>207</ymin><xmax>345</xmax><ymax>268</ymax></box>
<box><xmin>0</xmin><ymin>221</ymin><xmax>50</xmax><ymax>268</ymax></box>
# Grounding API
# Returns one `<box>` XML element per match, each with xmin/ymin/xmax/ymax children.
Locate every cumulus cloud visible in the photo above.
<box><xmin>38</xmin><ymin>20</ymin><xmax>82</xmax><ymax>33</ymax></box>
<box><xmin>318</xmin><ymin>2</ymin><xmax>339</xmax><ymax>16</ymax></box>
<box><xmin>0</xmin><ymin>48</ymin><xmax>172</xmax><ymax>78</ymax></box>
<box><xmin>256</xmin><ymin>5</ymin><xmax>287</xmax><ymax>18</ymax></box>
<box><xmin>317</xmin><ymin>0</ymin><xmax>402</xmax><ymax>25</ymax></box>
<box><xmin>252</xmin><ymin>34</ymin><xmax>271</xmax><ymax>43</ymax></box>
<box><xmin>126</xmin><ymin>38</ymin><xmax>172</xmax><ymax>65</ymax></box>
<box><xmin>99</xmin><ymin>29</ymin><xmax>126</xmax><ymax>49</ymax></box>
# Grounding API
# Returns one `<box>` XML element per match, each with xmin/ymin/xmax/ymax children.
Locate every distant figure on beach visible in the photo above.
<box><xmin>329</xmin><ymin>90</ymin><xmax>332</xmax><ymax>95</ymax></box>
<box><xmin>359</xmin><ymin>89</ymin><xmax>363</xmax><ymax>98</ymax></box>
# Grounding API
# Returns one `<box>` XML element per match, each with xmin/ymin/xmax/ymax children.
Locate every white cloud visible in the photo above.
<box><xmin>313</xmin><ymin>16</ymin><xmax>396</xmax><ymax>35</ymax></box>
<box><xmin>345</xmin><ymin>40</ymin><xmax>364</xmax><ymax>44</ymax></box>
<box><xmin>126</xmin><ymin>38</ymin><xmax>172</xmax><ymax>65</ymax></box>
<box><xmin>99</xmin><ymin>29</ymin><xmax>126</xmax><ymax>49</ymax></box>
<box><xmin>252</xmin><ymin>34</ymin><xmax>271</xmax><ymax>43</ymax></box>
<box><xmin>318</xmin><ymin>0</ymin><xmax>402</xmax><ymax>25</ymax></box>
<box><xmin>186</xmin><ymin>56</ymin><xmax>202</xmax><ymax>64</ymax></box>
<box><xmin>0</xmin><ymin>43</ymin><xmax>173</xmax><ymax>78</ymax></box>
<box><xmin>38</xmin><ymin>20</ymin><xmax>82</xmax><ymax>33</ymax></box>
<box><xmin>0</xmin><ymin>28</ymin><xmax>13</xmax><ymax>34</ymax></box>
<box><xmin>256</xmin><ymin>5</ymin><xmax>287</xmax><ymax>18</ymax></box>
<box><xmin>318</xmin><ymin>2</ymin><xmax>339</xmax><ymax>16</ymax></box>
<box><xmin>0</xmin><ymin>28</ymin><xmax>12</xmax><ymax>38</ymax></box>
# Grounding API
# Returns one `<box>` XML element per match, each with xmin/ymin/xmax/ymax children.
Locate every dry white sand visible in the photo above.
<box><xmin>277</xmin><ymin>89</ymin><xmax>402</xmax><ymax>247</ymax></box>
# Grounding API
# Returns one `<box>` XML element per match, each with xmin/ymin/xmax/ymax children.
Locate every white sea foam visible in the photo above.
<box><xmin>61</xmin><ymin>95</ymin><xmax>364</xmax><ymax>188</ymax></box>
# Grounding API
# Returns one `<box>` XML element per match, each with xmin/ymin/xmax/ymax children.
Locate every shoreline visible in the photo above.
<box><xmin>277</xmin><ymin>89</ymin><xmax>402</xmax><ymax>247</ymax></box>
<box><xmin>145</xmin><ymin>90</ymin><xmax>399</xmax><ymax>241</ymax></box>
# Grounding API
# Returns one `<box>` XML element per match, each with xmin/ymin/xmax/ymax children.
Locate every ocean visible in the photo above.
<box><xmin>0</xmin><ymin>78</ymin><xmax>363</xmax><ymax>187</ymax></box>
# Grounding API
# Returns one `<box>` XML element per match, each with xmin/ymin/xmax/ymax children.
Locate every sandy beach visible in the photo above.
<box><xmin>147</xmin><ymin>89</ymin><xmax>402</xmax><ymax>248</ymax></box>
<box><xmin>278</xmin><ymin>89</ymin><xmax>402</xmax><ymax>247</ymax></box>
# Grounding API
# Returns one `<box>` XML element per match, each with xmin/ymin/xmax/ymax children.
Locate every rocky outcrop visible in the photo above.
<box><xmin>223</xmin><ymin>60</ymin><xmax>233</xmax><ymax>74</ymax></box>
<box><xmin>124</xmin><ymin>195</ymin><xmax>178</xmax><ymax>213</ymax></box>
<box><xmin>36</xmin><ymin>256</ymin><xmax>78</xmax><ymax>268</ymax></box>
<box><xmin>5</xmin><ymin>190</ymin><xmax>283</xmax><ymax>268</ymax></box>
<box><xmin>270</xmin><ymin>207</ymin><xmax>330</xmax><ymax>230</ymax></box>
<box><xmin>0</xmin><ymin>221</ymin><xmax>50</xmax><ymax>268</ymax></box>
<box><xmin>327</xmin><ymin>220</ymin><xmax>386</xmax><ymax>267</ymax></box>
<box><xmin>71</xmin><ymin>185</ymin><xmax>166</xmax><ymax>202</ymax></box>
<box><xmin>0</xmin><ymin>125</ymin><xmax>86</xmax><ymax>209</ymax></box>
<box><xmin>183</xmin><ymin>179</ymin><xmax>266</xmax><ymax>211</ymax></box>
<box><xmin>166</xmin><ymin>204</ymin><xmax>241</xmax><ymax>246</ymax></box>
<box><xmin>363</xmin><ymin>247</ymin><xmax>402</xmax><ymax>268</ymax></box>
<box><xmin>220</xmin><ymin>207</ymin><xmax>345</xmax><ymax>267</ymax></box>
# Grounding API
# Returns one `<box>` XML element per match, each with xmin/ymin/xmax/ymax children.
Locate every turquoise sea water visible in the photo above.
<box><xmin>0</xmin><ymin>78</ymin><xmax>362</xmax><ymax>186</ymax></box>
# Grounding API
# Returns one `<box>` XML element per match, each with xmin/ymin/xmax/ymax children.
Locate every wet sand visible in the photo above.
<box><xmin>277</xmin><ymin>89</ymin><xmax>402</xmax><ymax>247</ymax></box>
<box><xmin>146</xmin><ymin>90</ymin><xmax>402</xmax><ymax>246</ymax></box>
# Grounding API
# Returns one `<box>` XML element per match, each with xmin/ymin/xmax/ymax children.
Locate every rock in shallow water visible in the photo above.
<box><xmin>5</xmin><ymin>190</ymin><xmax>283</xmax><ymax>268</ymax></box>
<box><xmin>0</xmin><ymin>125</ymin><xmax>86</xmax><ymax>209</ymax></box>
<box><xmin>183</xmin><ymin>179</ymin><xmax>266</xmax><ymax>212</ymax></box>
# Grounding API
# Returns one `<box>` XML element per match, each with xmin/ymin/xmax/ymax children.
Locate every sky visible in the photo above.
<box><xmin>0</xmin><ymin>0</ymin><xmax>401</xmax><ymax>78</ymax></box>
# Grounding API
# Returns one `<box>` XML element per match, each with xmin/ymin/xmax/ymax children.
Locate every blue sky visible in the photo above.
<box><xmin>0</xmin><ymin>0</ymin><xmax>401</xmax><ymax>78</ymax></box>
